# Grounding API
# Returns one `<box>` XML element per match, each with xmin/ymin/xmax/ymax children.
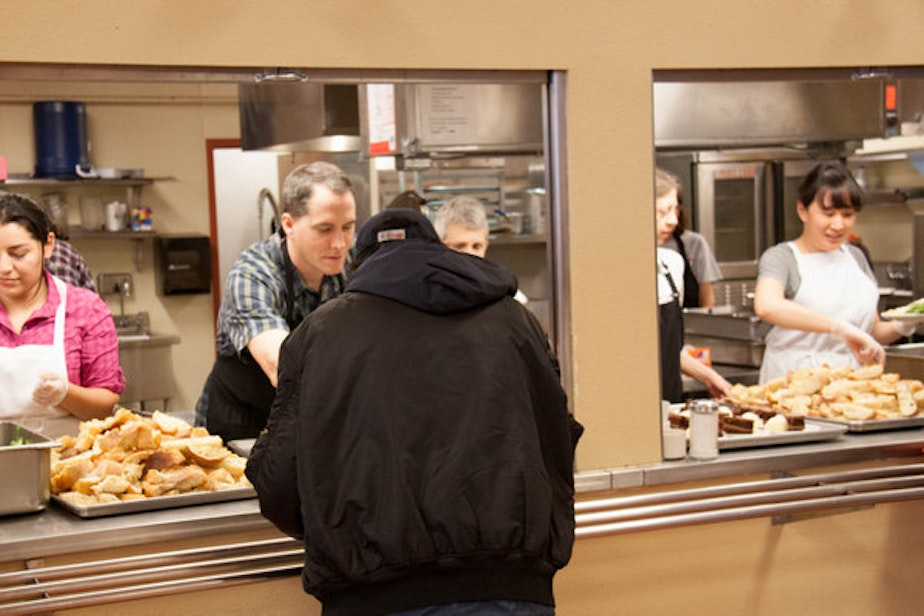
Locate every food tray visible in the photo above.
<box><xmin>668</xmin><ymin>405</ymin><xmax>847</xmax><ymax>450</ymax></box>
<box><xmin>808</xmin><ymin>415</ymin><xmax>924</xmax><ymax>433</ymax></box>
<box><xmin>52</xmin><ymin>486</ymin><xmax>256</xmax><ymax>518</ymax></box>
<box><xmin>716</xmin><ymin>419</ymin><xmax>846</xmax><ymax>450</ymax></box>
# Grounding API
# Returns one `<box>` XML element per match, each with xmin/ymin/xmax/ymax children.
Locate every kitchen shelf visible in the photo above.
<box><xmin>3</xmin><ymin>176</ymin><xmax>170</xmax><ymax>272</ymax></box>
<box><xmin>489</xmin><ymin>233</ymin><xmax>546</xmax><ymax>245</ymax></box>
<box><xmin>1</xmin><ymin>175</ymin><xmax>175</xmax><ymax>210</ymax></box>
<box><xmin>2</xmin><ymin>176</ymin><xmax>172</xmax><ymax>208</ymax></box>
<box><xmin>1</xmin><ymin>175</ymin><xmax>173</xmax><ymax>187</ymax></box>
<box><xmin>69</xmin><ymin>226</ymin><xmax>156</xmax><ymax>271</ymax></box>
<box><xmin>69</xmin><ymin>227</ymin><xmax>156</xmax><ymax>239</ymax></box>
<box><xmin>853</xmin><ymin>134</ymin><xmax>924</xmax><ymax>158</ymax></box>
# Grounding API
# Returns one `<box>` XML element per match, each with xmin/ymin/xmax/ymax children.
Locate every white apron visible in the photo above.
<box><xmin>0</xmin><ymin>276</ymin><xmax>76</xmax><ymax>436</ymax></box>
<box><xmin>760</xmin><ymin>242</ymin><xmax>879</xmax><ymax>383</ymax></box>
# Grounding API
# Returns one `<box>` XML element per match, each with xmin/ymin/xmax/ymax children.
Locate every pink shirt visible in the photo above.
<box><xmin>0</xmin><ymin>272</ymin><xmax>125</xmax><ymax>393</ymax></box>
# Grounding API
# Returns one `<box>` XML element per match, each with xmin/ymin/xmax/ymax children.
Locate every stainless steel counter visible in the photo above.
<box><xmin>575</xmin><ymin>427</ymin><xmax>924</xmax><ymax>491</ymax></box>
<box><xmin>1</xmin><ymin>429</ymin><xmax>923</xmax><ymax>615</ymax></box>
<box><xmin>1</xmin><ymin>428</ymin><xmax>921</xmax><ymax>564</ymax></box>
<box><xmin>0</xmin><ymin>496</ymin><xmax>267</xmax><ymax>562</ymax></box>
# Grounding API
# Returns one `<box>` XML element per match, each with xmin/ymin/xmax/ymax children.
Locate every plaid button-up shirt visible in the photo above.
<box><xmin>215</xmin><ymin>234</ymin><xmax>346</xmax><ymax>357</ymax></box>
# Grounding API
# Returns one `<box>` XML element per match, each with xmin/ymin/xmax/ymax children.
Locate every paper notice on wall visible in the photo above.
<box><xmin>419</xmin><ymin>84</ymin><xmax>477</xmax><ymax>145</ymax></box>
<box><xmin>366</xmin><ymin>84</ymin><xmax>397</xmax><ymax>156</ymax></box>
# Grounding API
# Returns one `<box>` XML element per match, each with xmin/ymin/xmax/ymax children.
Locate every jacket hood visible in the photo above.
<box><xmin>346</xmin><ymin>241</ymin><xmax>518</xmax><ymax>314</ymax></box>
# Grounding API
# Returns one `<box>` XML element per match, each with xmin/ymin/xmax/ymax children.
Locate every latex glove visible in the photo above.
<box><xmin>32</xmin><ymin>372</ymin><xmax>69</xmax><ymax>407</ymax></box>
<box><xmin>891</xmin><ymin>319</ymin><xmax>918</xmax><ymax>338</ymax></box>
<box><xmin>830</xmin><ymin>319</ymin><xmax>885</xmax><ymax>367</ymax></box>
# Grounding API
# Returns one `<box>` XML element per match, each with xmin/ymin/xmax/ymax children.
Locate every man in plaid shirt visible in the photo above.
<box><xmin>196</xmin><ymin>162</ymin><xmax>356</xmax><ymax>441</ymax></box>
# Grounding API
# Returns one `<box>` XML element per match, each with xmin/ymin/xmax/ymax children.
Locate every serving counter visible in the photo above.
<box><xmin>3</xmin><ymin>429</ymin><xmax>924</xmax><ymax>615</ymax></box>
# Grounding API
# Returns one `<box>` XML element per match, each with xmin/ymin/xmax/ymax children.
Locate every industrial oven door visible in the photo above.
<box><xmin>695</xmin><ymin>161</ymin><xmax>767</xmax><ymax>279</ymax></box>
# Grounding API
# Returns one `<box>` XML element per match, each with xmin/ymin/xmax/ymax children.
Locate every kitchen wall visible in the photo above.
<box><xmin>3</xmin><ymin>1</ymin><xmax>924</xmax><ymax>473</ymax></box>
<box><xmin>0</xmin><ymin>80</ymin><xmax>239</xmax><ymax>410</ymax></box>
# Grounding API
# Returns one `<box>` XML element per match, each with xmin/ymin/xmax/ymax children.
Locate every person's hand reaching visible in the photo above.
<box><xmin>830</xmin><ymin>319</ymin><xmax>885</xmax><ymax>367</ymax></box>
<box><xmin>32</xmin><ymin>372</ymin><xmax>68</xmax><ymax>407</ymax></box>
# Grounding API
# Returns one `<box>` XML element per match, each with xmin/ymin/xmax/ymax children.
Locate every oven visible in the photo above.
<box><xmin>694</xmin><ymin>159</ymin><xmax>768</xmax><ymax>279</ymax></box>
<box><xmin>658</xmin><ymin>150</ymin><xmax>840</xmax><ymax>283</ymax></box>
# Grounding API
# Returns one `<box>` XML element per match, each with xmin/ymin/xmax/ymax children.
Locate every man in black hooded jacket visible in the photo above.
<box><xmin>246</xmin><ymin>208</ymin><xmax>582</xmax><ymax>616</ymax></box>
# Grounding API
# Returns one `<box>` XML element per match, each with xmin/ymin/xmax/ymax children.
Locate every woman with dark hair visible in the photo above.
<box><xmin>753</xmin><ymin>161</ymin><xmax>915</xmax><ymax>383</ymax></box>
<box><xmin>0</xmin><ymin>192</ymin><xmax>124</xmax><ymax>435</ymax></box>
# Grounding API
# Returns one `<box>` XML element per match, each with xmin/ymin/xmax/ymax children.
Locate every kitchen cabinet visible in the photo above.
<box><xmin>1</xmin><ymin>176</ymin><xmax>169</xmax><ymax>270</ymax></box>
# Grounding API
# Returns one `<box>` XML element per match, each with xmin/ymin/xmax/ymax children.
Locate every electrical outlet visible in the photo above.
<box><xmin>98</xmin><ymin>273</ymin><xmax>133</xmax><ymax>297</ymax></box>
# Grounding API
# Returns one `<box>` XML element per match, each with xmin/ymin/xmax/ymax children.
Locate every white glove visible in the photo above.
<box><xmin>830</xmin><ymin>319</ymin><xmax>885</xmax><ymax>367</ymax></box>
<box><xmin>891</xmin><ymin>319</ymin><xmax>918</xmax><ymax>338</ymax></box>
<box><xmin>32</xmin><ymin>372</ymin><xmax>69</xmax><ymax>407</ymax></box>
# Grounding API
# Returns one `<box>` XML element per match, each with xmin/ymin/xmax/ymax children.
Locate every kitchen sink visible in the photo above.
<box><xmin>113</xmin><ymin>312</ymin><xmax>150</xmax><ymax>338</ymax></box>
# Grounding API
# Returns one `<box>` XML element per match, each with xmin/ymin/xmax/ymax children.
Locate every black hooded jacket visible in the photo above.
<box><xmin>246</xmin><ymin>240</ymin><xmax>582</xmax><ymax>615</ymax></box>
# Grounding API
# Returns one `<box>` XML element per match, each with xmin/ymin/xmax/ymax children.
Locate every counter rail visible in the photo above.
<box><xmin>0</xmin><ymin>537</ymin><xmax>303</xmax><ymax>616</ymax></box>
<box><xmin>575</xmin><ymin>462</ymin><xmax>924</xmax><ymax>538</ymax></box>
<box><xmin>4</xmin><ymin>463</ymin><xmax>924</xmax><ymax>614</ymax></box>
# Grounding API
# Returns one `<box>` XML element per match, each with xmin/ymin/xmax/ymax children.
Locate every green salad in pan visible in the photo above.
<box><xmin>7</xmin><ymin>425</ymin><xmax>26</xmax><ymax>446</ymax></box>
<box><xmin>883</xmin><ymin>298</ymin><xmax>924</xmax><ymax>318</ymax></box>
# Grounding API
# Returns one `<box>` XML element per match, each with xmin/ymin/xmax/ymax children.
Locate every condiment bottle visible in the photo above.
<box><xmin>688</xmin><ymin>400</ymin><xmax>719</xmax><ymax>460</ymax></box>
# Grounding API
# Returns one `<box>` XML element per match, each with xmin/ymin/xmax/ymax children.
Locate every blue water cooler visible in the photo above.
<box><xmin>33</xmin><ymin>101</ymin><xmax>90</xmax><ymax>178</ymax></box>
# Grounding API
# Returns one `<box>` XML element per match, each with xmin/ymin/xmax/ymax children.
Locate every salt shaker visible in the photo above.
<box><xmin>688</xmin><ymin>400</ymin><xmax>719</xmax><ymax>460</ymax></box>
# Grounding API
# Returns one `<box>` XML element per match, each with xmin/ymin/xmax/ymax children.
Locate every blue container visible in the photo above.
<box><xmin>33</xmin><ymin>101</ymin><xmax>89</xmax><ymax>178</ymax></box>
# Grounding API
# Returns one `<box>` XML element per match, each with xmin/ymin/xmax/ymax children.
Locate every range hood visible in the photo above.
<box><xmin>239</xmin><ymin>81</ymin><xmax>361</xmax><ymax>152</ymax></box>
<box><xmin>654</xmin><ymin>80</ymin><xmax>889</xmax><ymax>150</ymax></box>
<box><xmin>360</xmin><ymin>83</ymin><xmax>545</xmax><ymax>159</ymax></box>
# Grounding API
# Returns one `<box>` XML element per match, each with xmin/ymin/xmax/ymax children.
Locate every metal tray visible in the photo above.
<box><xmin>717</xmin><ymin>419</ymin><xmax>847</xmax><ymax>450</ymax></box>
<box><xmin>52</xmin><ymin>486</ymin><xmax>256</xmax><ymax>518</ymax></box>
<box><xmin>808</xmin><ymin>415</ymin><xmax>924</xmax><ymax>433</ymax></box>
<box><xmin>669</xmin><ymin>405</ymin><xmax>847</xmax><ymax>449</ymax></box>
<box><xmin>0</xmin><ymin>422</ymin><xmax>59</xmax><ymax>516</ymax></box>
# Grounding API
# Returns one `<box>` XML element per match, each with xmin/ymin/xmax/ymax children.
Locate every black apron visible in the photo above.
<box><xmin>205</xmin><ymin>239</ymin><xmax>305</xmax><ymax>442</ymax></box>
<box><xmin>673</xmin><ymin>229</ymin><xmax>700</xmax><ymax>309</ymax></box>
<box><xmin>658</xmin><ymin>260</ymin><xmax>685</xmax><ymax>404</ymax></box>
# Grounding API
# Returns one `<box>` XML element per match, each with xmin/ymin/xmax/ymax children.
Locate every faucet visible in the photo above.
<box><xmin>97</xmin><ymin>273</ymin><xmax>141</xmax><ymax>331</ymax></box>
<box><xmin>257</xmin><ymin>187</ymin><xmax>281</xmax><ymax>237</ymax></box>
<box><xmin>116</xmin><ymin>281</ymin><xmax>128</xmax><ymax>317</ymax></box>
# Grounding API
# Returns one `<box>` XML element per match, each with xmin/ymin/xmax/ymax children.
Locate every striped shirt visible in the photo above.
<box><xmin>45</xmin><ymin>238</ymin><xmax>96</xmax><ymax>291</ymax></box>
<box><xmin>215</xmin><ymin>234</ymin><xmax>346</xmax><ymax>357</ymax></box>
<box><xmin>0</xmin><ymin>271</ymin><xmax>125</xmax><ymax>392</ymax></box>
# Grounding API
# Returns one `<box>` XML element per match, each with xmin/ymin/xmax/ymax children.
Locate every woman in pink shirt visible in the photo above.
<box><xmin>0</xmin><ymin>192</ymin><xmax>124</xmax><ymax>435</ymax></box>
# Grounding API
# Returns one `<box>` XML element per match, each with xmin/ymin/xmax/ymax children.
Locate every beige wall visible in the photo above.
<box><xmin>4</xmin><ymin>1</ymin><xmax>924</xmax><ymax>472</ymax></box>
